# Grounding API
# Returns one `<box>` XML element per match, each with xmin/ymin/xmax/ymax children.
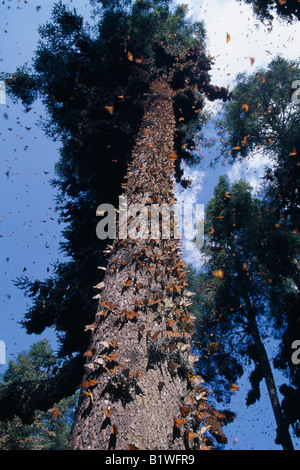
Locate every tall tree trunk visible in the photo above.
<box><xmin>69</xmin><ymin>77</ymin><xmax>227</xmax><ymax>450</ymax></box>
<box><xmin>247</xmin><ymin>306</ymin><xmax>294</xmax><ymax>450</ymax></box>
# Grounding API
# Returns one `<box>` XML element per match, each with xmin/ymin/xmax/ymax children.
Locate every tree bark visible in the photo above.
<box><xmin>247</xmin><ymin>306</ymin><xmax>294</xmax><ymax>450</ymax></box>
<box><xmin>69</xmin><ymin>77</ymin><xmax>227</xmax><ymax>450</ymax></box>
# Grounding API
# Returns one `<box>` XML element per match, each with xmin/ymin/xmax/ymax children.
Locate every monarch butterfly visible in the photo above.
<box><xmin>128</xmin><ymin>444</ymin><xmax>139</xmax><ymax>450</ymax></box>
<box><xmin>166</xmin><ymin>331</ymin><xmax>181</xmax><ymax>338</ymax></box>
<box><xmin>124</xmin><ymin>311</ymin><xmax>137</xmax><ymax>320</ymax></box>
<box><xmin>148</xmin><ymin>331</ymin><xmax>159</xmax><ymax>341</ymax></box>
<box><xmin>230</xmin><ymin>383</ymin><xmax>239</xmax><ymax>392</ymax></box>
<box><xmin>105</xmin><ymin>365</ymin><xmax>120</xmax><ymax>375</ymax></box>
<box><xmin>104</xmin><ymin>105</ymin><xmax>114</xmax><ymax>115</ymax></box>
<box><xmin>168</xmin><ymin>362</ymin><xmax>180</xmax><ymax>372</ymax></box>
<box><xmin>180</xmin><ymin>406</ymin><xmax>190</xmax><ymax>417</ymax></box>
<box><xmin>84</xmin><ymin>349</ymin><xmax>95</xmax><ymax>357</ymax></box>
<box><xmin>184</xmin><ymin>430</ymin><xmax>198</xmax><ymax>441</ymax></box>
<box><xmin>174</xmin><ymin>418</ymin><xmax>186</xmax><ymax>427</ymax></box>
<box><xmin>100</xmin><ymin>353</ymin><xmax>119</xmax><ymax>362</ymax></box>
<box><xmin>50</xmin><ymin>408</ymin><xmax>60</xmax><ymax>420</ymax></box>
<box><xmin>83</xmin><ymin>389</ymin><xmax>93</xmax><ymax>402</ymax></box>
<box><xmin>212</xmin><ymin>269</ymin><xmax>224</xmax><ymax>280</ymax></box>
<box><xmin>187</xmin><ymin>374</ymin><xmax>202</xmax><ymax>384</ymax></box>
<box><xmin>84</xmin><ymin>322</ymin><xmax>97</xmax><ymax>332</ymax></box>
<box><xmin>213</xmin><ymin>410</ymin><xmax>226</xmax><ymax>419</ymax></box>
<box><xmin>101</xmin><ymin>301</ymin><xmax>116</xmax><ymax>310</ymax></box>
<box><xmin>111</xmin><ymin>425</ymin><xmax>118</xmax><ymax>435</ymax></box>
<box><xmin>104</xmin><ymin>408</ymin><xmax>114</xmax><ymax>418</ymax></box>
<box><xmin>195</xmin><ymin>411</ymin><xmax>207</xmax><ymax>420</ymax></box>
<box><xmin>81</xmin><ymin>379</ymin><xmax>99</xmax><ymax>388</ymax></box>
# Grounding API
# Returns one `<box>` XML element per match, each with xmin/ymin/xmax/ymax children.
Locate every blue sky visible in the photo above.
<box><xmin>0</xmin><ymin>0</ymin><xmax>299</xmax><ymax>450</ymax></box>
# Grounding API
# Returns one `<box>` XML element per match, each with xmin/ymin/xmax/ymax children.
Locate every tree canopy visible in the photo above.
<box><xmin>190</xmin><ymin>55</ymin><xmax>300</xmax><ymax>446</ymax></box>
<box><xmin>190</xmin><ymin>175</ymin><xmax>299</xmax><ymax>447</ymax></box>
<box><xmin>238</xmin><ymin>0</ymin><xmax>300</xmax><ymax>23</ymax></box>
<box><xmin>0</xmin><ymin>340</ymin><xmax>77</xmax><ymax>449</ymax></box>
<box><xmin>220</xmin><ymin>56</ymin><xmax>300</xmax><ymax>233</ymax></box>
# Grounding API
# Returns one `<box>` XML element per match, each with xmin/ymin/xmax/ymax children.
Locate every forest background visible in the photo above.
<box><xmin>0</xmin><ymin>0</ymin><xmax>299</xmax><ymax>450</ymax></box>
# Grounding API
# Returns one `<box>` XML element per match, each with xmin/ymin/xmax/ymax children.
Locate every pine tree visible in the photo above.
<box><xmin>216</xmin><ymin>56</ymin><xmax>300</xmax><ymax>439</ymax></box>
<box><xmin>191</xmin><ymin>176</ymin><xmax>298</xmax><ymax>450</ymax></box>
<box><xmin>221</xmin><ymin>56</ymin><xmax>300</xmax><ymax>237</ymax></box>
<box><xmin>69</xmin><ymin>77</ymin><xmax>231</xmax><ymax>450</ymax></box>
<box><xmin>2</xmin><ymin>0</ymin><xmax>231</xmax><ymax>448</ymax></box>
<box><xmin>0</xmin><ymin>340</ymin><xmax>77</xmax><ymax>450</ymax></box>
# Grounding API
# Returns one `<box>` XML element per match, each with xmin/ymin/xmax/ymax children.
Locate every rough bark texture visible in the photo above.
<box><xmin>69</xmin><ymin>78</ymin><xmax>228</xmax><ymax>450</ymax></box>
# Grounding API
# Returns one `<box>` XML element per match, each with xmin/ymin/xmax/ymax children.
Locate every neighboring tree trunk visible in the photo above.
<box><xmin>69</xmin><ymin>77</ymin><xmax>228</xmax><ymax>450</ymax></box>
<box><xmin>246</xmin><ymin>300</ymin><xmax>294</xmax><ymax>450</ymax></box>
